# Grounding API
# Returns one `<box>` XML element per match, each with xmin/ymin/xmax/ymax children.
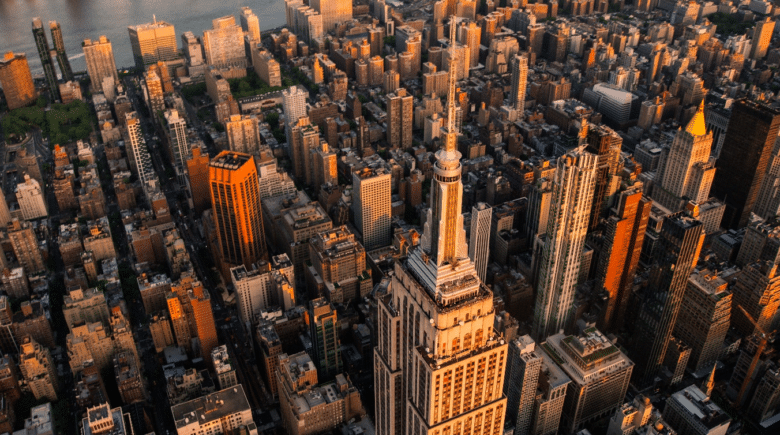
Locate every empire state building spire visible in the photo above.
<box><xmin>408</xmin><ymin>16</ymin><xmax>478</xmax><ymax>302</ymax></box>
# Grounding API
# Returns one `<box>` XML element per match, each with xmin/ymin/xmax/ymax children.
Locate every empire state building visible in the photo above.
<box><xmin>373</xmin><ymin>17</ymin><xmax>508</xmax><ymax>435</ymax></box>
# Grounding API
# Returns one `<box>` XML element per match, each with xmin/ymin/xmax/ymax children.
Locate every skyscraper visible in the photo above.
<box><xmin>49</xmin><ymin>21</ymin><xmax>74</xmax><ymax>81</ymax></box>
<box><xmin>585</xmin><ymin>124</ymin><xmax>622</xmax><ymax>230</ymax></box>
<box><xmin>225</xmin><ymin>114</ymin><xmax>261</xmax><ymax>155</ymax></box>
<box><xmin>128</xmin><ymin>19</ymin><xmax>181</xmax><ymax>71</ymax></box>
<box><xmin>310</xmin><ymin>0</ymin><xmax>352</xmax><ymax>33</ymax></box>
<box><xmin>164</xmin><ymin>109</ymin><xmax>189</xmax><ymax>185</ymax></box>
<box><xmin>309</xmin><ymin>298</ymin><xmax>342</xmax><ymax>379</ymax></box>
<box><xmin>186</xmin><ymin>147</ymin><xmax>211</xmax><ymax>214</ymax></box>
<box><xmin>469</xmin><ymin>202</ymin><xmax>492</xmax><ymax>283</ymax></box>
<box><xmin>750</xmin><ymin>17</ymin><xmax>775</xmax><ymax>60</ymax></box>
<box><xmin>210</xmin><ymin>151</ymin><xmax>268</xmax><ymax>271</ymax></box>
<box><xmin>505</xmin><ymin>335</ymin><xmax>543</xmax><ymax>434</ymax></box>
<box><xmin>240</xmin><ymin>7</ymin><xmax>261</xmax><ymax>42</ymax></box>
<box><xmin>125</xmin><ymin>112</ymin><xmax>155</xmax><ymax>191</ymax></box>
<box><xmin>352</xmin><ymin>166</ymin><xmax>392</xmax><ymax>250</ymax></box>
<box><xmin>458</xmin><ymin>20</ymin><xmax>481</xmax><ymax>68</ymax></box>
<box><xmin>32</xmin><ymin>18</ymin><xmax>59</xmax><ymax>101</ymax></box>
<box><xmin>532</xmin><ymin>149</ymin><xmax>598</xmax><ymax>340</ymax></box>
<box><xmin>385</xmin><ymin>88</ymin><xmax>414</xmax><ymax>148</ymax></box>
<box><xmin>187</xmin><ymin>281</ymin><xmax>219</xmax><ymax>360</ymax></box>
<box><xmin>712</xmin><ymin>100</ymin><xmax>780</xmax><ymax>229</ymax></box>
<box><xmin>631</xmin><ymin>213</ymin><xmax>704</xmax><ymax>384</ymax></box>
<box><xmin>596</xmin><ymin>187</ymin><xmax>651</xmax><ymax>330</ymax></box>
<box><xmin>654</xmin><ymin>102</ymin><xmax>715</xmax><ymax>211</ymax></box>
<box><xmin>290</xmin><ymin>116</ymin><xmax>321</xmax><ymax>185</ymax></box>
<box><xmin>0</xmin><ymin>52</ymin><xmax>37</xmax><ymax>110</ymax></box>
<box><xmin>730</xmin><ymin>261</ymin><xmax>780</xmax><ymax>337</ymax></box>
<box><xmin>83</xmin><ymin>36</ymin><xmax>120</xmax><ymax>94</ymax></box>
<box><xmin>282</xmin><ymin>86</ymin><xmax>308</xmax><ymax>150</ymax></box>
<box><xmin>510</xmin><ymin>54</ymin><xmax>528</xmax><ymax>112</ymax></box>
<box><xmin>203</xmin><ymin>16</ymin><xmax>247</xmax><ymax>70</ymax></box>
<box><xmin>373</xmin><ymin>20</ymin><xmax>508</xmax><ymax>435</ymax></box>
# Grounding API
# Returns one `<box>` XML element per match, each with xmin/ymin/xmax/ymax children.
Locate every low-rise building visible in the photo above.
<box><xmin>171</xmin><ymin>385</ymin><xmax>257</xmax><ymax>435</ymax></box>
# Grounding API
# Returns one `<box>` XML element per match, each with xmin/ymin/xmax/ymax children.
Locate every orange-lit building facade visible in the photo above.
<box><xmin>187</xmin><ymin>147</ymin><xmax>211</xmax><ymax>214</ymax></box>
<box><xmin>0</xmin><ymin>52</ymin><xmax>38</xmax><ymax>110</ymax></box>
<box><xmin>209</xmin><ymin>151</ymin><xmax>268</xmax><ymax>275</ymax></box>
<box><xmin>596</xmin><ymin>187</ymin><xmax>651</xmax><ymax>330</ymax></box>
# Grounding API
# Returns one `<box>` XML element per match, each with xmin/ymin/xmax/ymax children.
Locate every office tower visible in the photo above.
<box><xmin>276</xmin><ymin>352</ymin><xmax>362</xmax><ymax>435</ymax></box>
<box><xmin>750</xmin><ymin>17</ymin><xmax>775</xmax><ymax>60</ymax></box>
<box><xmin>585</xmin><ymin>124</ymin><xmax>622</xmax><ymax>230</ymax></box>
<box><xmin>15</xmin><ymin>174</ymin><xmax>47</xmax><ymax>221</ymax></box>
<box><xmin>203</xmin><ymin>16</ymin><xmax>247</xmax><ymax>70</ymax></box>
<box><xmin>231</xmin><ymin>257</ymin><xmax>295</xmax><ymax>325</ymax></box>
<box><xmin>663</xmin><ymin>385</ymin><xmax>730</xmax><ymax>435</ymax></box>
<box><xmin>311</xmin><ymin>142</ymin><xmax>337</xmax><ymax>188</ymax></box>
<box><xmin>469</xmin><ymin>203</ymin><xmax>492</xmax><ymax>283</ymax></box>
<box><xmin>606</xmin><ymin>396</ymin><xmax>654</xmax><ymax>435</ymax></box>
<box><xmin>166</xmin><ymin>293</ymin><xmax>192</xmax><ymax>349</ymax></box>
<box><xmin>210</xmin><ymin>151</ymin><xmax>268</xmax><ymax>269</ymax></box>
<box><xmin>32</xmin><ymin>18</ymin><xmax>60</xmax><ymax>101</ymax></box>
<box><xmin>225</xmin><ymin>114</ymin><xmax>261</xmax><ymax>155</ymax></box>
<box><xmin>731</xmin><ymin>261</ymin><xmax>780</xmax><ymax>337</ymax></box>
<box><xmin>188</xmin><ymin>282</ymin><xmax>219</xmax><ymax>360</ymax></box>
<box><xmin>631</xmin><ymin>213</ymin><xmax>704</xmax><ymax>384</ymax></box>
<box><xmin>307</xmin><ymin>226</ymin><xmax>372</xmax><ymax>304</ymax></box>
<box><xmin>638</xmin><ymin>97</ymin><xmax>664</xmax><ymax>130</ymax></box>
<box><xmin>19</xmin><ymin>337</ymin><xmax>58</xmax><ymax>401</ymax></box>
<box><xmin>182</xmin><ymin>31</ymin><xmax>205</xmax><ymax>72</ymax></box>
<box><xmin>544</xmin><ymin>329</ymin><xmax>634</xmax><ymax>433</ymax></box>
<box><xmin>282</xmin><ymin>86</ymin><xmax>308</xmax><ymax>148</ymax></box>
<box><xmin>374</xmin><ymin>20</ymin><xmax>508</xmax><ymax>435</ymax></box>
<box><xmin>63</xmin><ymin>287</ymin><xmax>110</xmax><ymax>331</ymax></box>
<box><xmin>143</xmin><ymin>67</ymin><xmax>165</xmax><ymax>115</ymax></box>
<box><xmin>164</xmin><ymin>109</ymin><xmax>189</xmax><ymax>185</ymax></box>
<box><xmin>186</xmin><ymin>147</ymin><xmax>210</xmax><ymax>213</ymax></box>
<box><xmin>654</xmin><ymin>103</ymin><xmax>716</xmax><ymax>211</ymax></box>
<box><xmin>596</xmin><ymin>187</ymin><xmax>651</xmax><ymax>330</ymax></box>
<box><xmin>674</xmin><ymin>268</ymin><xmax>732</xmax><ymax>374</ymax></box>
<box><xmin>49</xmin><ymin>21</ymin><xmax>73</xmax><ymax>81</ymax></box>
<box><xmin>83</xmin><ymin>36</ymin><xmax>120</xmax><ymax>94</ymax></box>
<box><xmin>7</xmin><ymin>219</ymin><xmax>45</xmax><ymax>274</ymax></box>
<box><xmin>505</xmin><ymin>335</ymin><xmax>543</xmax><ymax>434</ymax></box>
<box><xmin>746</xmin><ymin>366</ymin><xmax>780</xmax><ymax>425</ymax></box>
<box><xmin>736</xmin><ymin>218</ymin><xmax>780</xmax><ymax>267</ymax></box>
<box><xmin>240</xmin><ymin>7</ymin><xmax>261</xmax><ymax>42</ymax></box>
<box><xmin>532</xmin><ymin>149</ymin><xmax>598</xmax><ymax>339</ymax></box>
<box><xmin>386</xmin><ymin>88</ymin><xmax>414</xmax><ymax>148</ymax></box>
<box><xmin>171</xmin><ymin>386</ymin><xmax>255</xmax><ymax>435</ymax></box>
<box><xmin>712</xmin><ymin>100</ymin><xmax>780</xmax><ymax>229</ymax></box>
<box><xmin>531</xmin><ymin>347</ymin><xmax>571</xmax><ymax>435</ymax></box>
<box><xmin>458</xmin><ymin>20</ymin><xmax>481</xmax><ymax>68</ymax></box>
<box><xmin>309</xmin><ymin>298</ymin><xmax>342</xmax><ymax>379</ymax></box>
<box><xmin>510</xmin><ymin>54</ymin><xmax>528</xmax><ymax>112</ymax></box>
<box><xmin>754</xmin><ymin>140</ymin><xmax>780</xmax><ymax>220</ymax></box>
<box><xmin>126</xmin><ymin>112</ymin><xmax>155</xmax><ymax>190</ymax></box>
<box><xmin>0</xmin><ymin>52</ymin><xmax>37</xmax><ymax>110</ymax></box>
<box><xmin>128</xmin><ymin>19</ymin><xmax>179</xmax><ymax>69</ymax></box>
<box><xmin>352</xmin><ymin>166</ymin><xmax>392</xmax><ymax>250</ymax></box>
<box><xmin>310</xmin><ymin>0</ymin><xmax>352</xmax><ymax>32</ymax></box>
<box><xmin>290</xmin><ymin>116</ymin><xmax>321</xmax><ymax>185</ymax></box>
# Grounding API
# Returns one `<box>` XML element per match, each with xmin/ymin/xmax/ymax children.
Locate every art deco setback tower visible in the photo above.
<box><xmin>374</xmin><ymin>20</ymin><xmax>508</xmax><ymax>435</ymax></box>
<box><xmin>585</xmin><ymin>124</ymin><xmax>622</xmax><ymax>230</ymax></box>
<box><xmin>654</xmin><ymin>102</ymin><xmax>715</xmax><ymax>212</ymax></box>
<box><xmin>210</xmin><ymin>151</ymin><xmax>268</xmax><ymax>271</ymax></box>
<box><xmin>49</xmin><ymin>21</ymin><xmax>74</xmax><ymax>81</ymax></box>
<box><xmin>32</xmin><ymin>18</ymin><xmax>59</xmax><ymax>101</ymax></box>
<box><xmin>630</xmin><ymin>213</ymin><xmax>704</xmax><ymax>384</ymax></box>
<box><xmin>532</xmin><ymin>149</ymin><xmax>598</xmax><ymax>340</ymax></box>
<box><xmin>83</xmin><ymin>36</ymin><xmax>120</xmax><ymax>94</ymax></box>
<box><xmin>712</xmin><ymin>100</ymin><xmax>780</xmax><ymax>229</ymax></box>
<box><xmin>0</xmin><ymin>52</ymin><xmax>38</xmax><ymax>110</ymax></box>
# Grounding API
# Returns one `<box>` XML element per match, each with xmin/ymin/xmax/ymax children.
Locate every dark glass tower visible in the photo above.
<box><xmin>49</xmin><ymin>21</ymin><xmax>74</xmax><ymax>82</ymax></box>
<box><xmin>32</xmin><ymin>18</ymin><xmax>60</xmax><ymax>101</ymax></box>
<box><xmin>712</xmin><ymin>99</ymin><xmax>780</xmax><ymax>229</ymax></box>
<box><xmin>630</xmin><ymin>212</ymin><xmax>704</xmax><ymax>384</ymax></box>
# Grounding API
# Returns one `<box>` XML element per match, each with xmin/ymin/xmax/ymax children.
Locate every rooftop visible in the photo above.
<box><xmin>171</xmin><ymin>385</ymin><xmax>251</xmax><ymax>429</ymax></box>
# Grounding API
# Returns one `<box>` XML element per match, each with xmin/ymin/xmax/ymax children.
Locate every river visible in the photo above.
<box><xmin>0</xmin><ymin>0</ymin><xmax>287</xmax><ymax>75</ymax></box>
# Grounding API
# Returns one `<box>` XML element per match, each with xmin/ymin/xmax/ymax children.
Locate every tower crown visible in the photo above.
<box><xmin>685</xmin><ymin>101</ymin><xmax>707</xmax><ymax>137</ymax></box>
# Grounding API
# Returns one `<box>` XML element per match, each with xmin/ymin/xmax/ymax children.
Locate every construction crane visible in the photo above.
<box><xmin>735</xmin><ymin>305</ymin><xmax>773</xmax><ymax>406</ymax></box>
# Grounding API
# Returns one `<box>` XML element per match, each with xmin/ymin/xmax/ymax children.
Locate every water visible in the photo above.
<box><xmin>0</xmin><ymin>0</ymin><xmax>287</xmax><ymax>75</ymax></box>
